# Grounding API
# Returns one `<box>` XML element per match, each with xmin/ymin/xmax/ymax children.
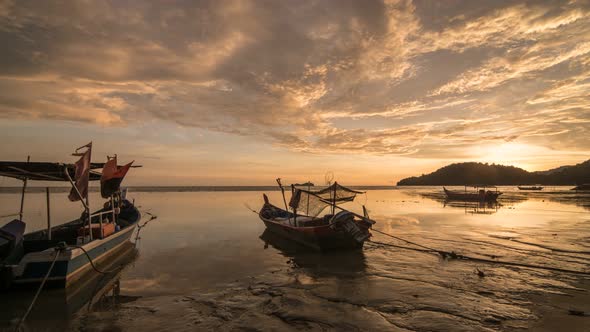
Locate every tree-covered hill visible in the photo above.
<box><xmin>397</xmin><ymin>160</ymin><xmax>590</xmax><ymax>186</ymax></box>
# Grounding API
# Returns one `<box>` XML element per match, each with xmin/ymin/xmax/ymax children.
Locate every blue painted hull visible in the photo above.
<box><xmin>10</xmin><ymin>223</ymin><xmax>136</xmax><ymax>288</ymax></box>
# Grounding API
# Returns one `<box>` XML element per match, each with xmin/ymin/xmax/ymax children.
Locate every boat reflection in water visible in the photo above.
<box><xmin>259</xmin><ymin>229</ymin><xmax>366</xmax><ymax>277</ymax></box>
<box><xmin>417</xmin><ymin>190</ymin><xmax>502</xmax><ymax>215</ymax></box>
<box><xmin>0</xmin><ymin>242</ymin><xmax>138</xmax><ymax>331</ymax></box>
<box><xmin>443</xmin><ymin>200</ymin><xmax>501</xmax><ymax>215</ymax></box>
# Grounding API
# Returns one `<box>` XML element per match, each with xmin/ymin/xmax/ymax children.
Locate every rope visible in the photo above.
<box><xmin>244</xmin><ymin>203</ymin><xmax>259</xmax><ymax>215</ymax></box>
<box><xmin>134</xmin><ymin>212</ymin><xmax>158</xmax><ymax>242</ymax></box>
<box><xmin>69</xmin><ymin>245</ymin><xmax>119</xmax><ymax>275</ymax></box>
<box><xmin>245</xmin><ymin>195</ymin><xmax>590</xmax><ymax>276</ymax></box>
<box><xmin>372</xmin><ymin>229</ymin><xmax>438</xmax><ymax>252</ymax></box>
<box><xmin>369</xmin><ymin>239</ymin><xmax>434</xmax><ymax>254</ymax></box>
<box><xmin>14</xmin><ymin>220</ymin><xmax>147</xmax><ymax>331</ymax></box>
<box><xmin>15</xmin><ymin>249</ymin><xmax>61</xmax><ymax>331</ymax></box>
<box><xmin>370</xmin><ymin>232</ymin><xmax>590</xmax><ymax>276</ymax></box>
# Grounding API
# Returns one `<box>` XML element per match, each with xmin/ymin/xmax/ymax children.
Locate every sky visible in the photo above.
<box><xmin>0</xmin><ymin>0</ymin><xmax>589</xmax><ymax>186</ymax></box>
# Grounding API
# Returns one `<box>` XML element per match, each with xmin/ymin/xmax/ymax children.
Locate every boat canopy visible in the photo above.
<box><xmin>0</xmin><ymin>161</ymin><xmax>103</xmax><ymax>182</ymax></box>
<box><xmin>289</xmin><ymin>182</ymin><xmax>364</xmax><ymax>217</ymax></box>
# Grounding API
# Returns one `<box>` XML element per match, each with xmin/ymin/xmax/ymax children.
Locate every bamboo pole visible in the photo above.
<box><xmin>276</xmin><ymin>178</ymin><xmax>290</xmax><ymax>224</ymax></box>
<box><xmin>332</xmin><ymin>181</ymin><xmax>337</xmax><ymax>215</ymax></box>
<box><xmin>18</xmin><ymin>156</ymin><xmax>30</xmax><ymax>220</ymax></box>
<box><xmin>63</xmin><ymin>165</ymin><xmax>91</xmax><ymax>242</ymax></box>
<box><xmin>111</xmin><ymin>195</ymin><xmax>116</xmax><ymax>223</ymax></box>
<box><xmin>46</xmin><ymin>187</ymin><xmax>51</xmax><ymax>240</ymax></box>
<box><xmin>306</xmin><ymin>182</ymin><xmax>310</xmax><ymax>215</ymax></box>
<box><xmin>291</xmin><ymin>184</ymin><xmax>297</xmax><ymax>225</ymax></box>
<box><xmin>86</xmin><ymin>189</ymin><xmax>91</xmax><ymax>241</ymax></box>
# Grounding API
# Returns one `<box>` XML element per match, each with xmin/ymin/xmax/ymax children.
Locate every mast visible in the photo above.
<box><xmin>64</xmin><ymin>165</ymin><xmax>91</xmax><ymax>241</ymax></box>
<box><xmin>291</xmin><ymin>184</ymin><xmax>297</xmax><ymax>225</ymax></box>
<box><xmin>18</xmin><ymin>156</ymin><xmax>30</xmax><ymax>221</ymax></box>
<box><xmin>276</xmin><ymin>178</ymin><xmax>290</xmax><ymax>224</ymax></box>
<box><xmin>86</xmin><ymin>185</ymin><xmax>92</xmax><ymax>240</ymax></box>
<box><xmin>46</xmin><ymin>187</ymin><xmax>51</xmax><ymax>240</ymax></box>
<box><xmin>306</xmin><ymin>181</ymin><xmax>310</xmax><ymax>216</ymax></box>
<box><xmin>332</xmin><ymin>181</ymin><xmax>337</xmax><ymax>215</ymax></box>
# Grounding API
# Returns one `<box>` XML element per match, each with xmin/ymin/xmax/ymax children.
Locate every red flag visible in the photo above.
<box><xmin>68</xmin><ymin>142</ymin><xmax>92</xmax><ymax>202</ymax></box>
<box><xmin>100</xmin><ymin>155</ymin><xmax>133</xmax><ymax>198</ymax></box>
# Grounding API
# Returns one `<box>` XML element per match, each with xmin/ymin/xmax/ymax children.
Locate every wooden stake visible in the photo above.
<box><xmin>46</xmin><ymin>187</ymin><xmax>51</xmax><ymax>240</ymax></box>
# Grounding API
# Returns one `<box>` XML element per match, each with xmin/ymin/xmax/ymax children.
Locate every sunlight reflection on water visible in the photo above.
<box><xmin>1</xmin><ymin>187</ymin><xmax>589</xmax><ymax>331</ymax></box>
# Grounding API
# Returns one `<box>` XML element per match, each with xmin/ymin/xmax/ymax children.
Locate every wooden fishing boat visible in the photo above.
<box><xmin>518</xmin><ymin>185</ymin><xmax>543</xmax><ymax>191</ymax></box>
<box><xmin>0</xmin><ymin>143</ymin><xmax>141</xmax><ymax>289</ymax></box>
<box><xmin>443</xmin><ymin>186</ymin><xmax>502</xmax><ymax>202</ymax></box>
<box><xmin>259</xmin><ymin>181</ymin><xmax>374</xmax><ymax>251</ymax></box>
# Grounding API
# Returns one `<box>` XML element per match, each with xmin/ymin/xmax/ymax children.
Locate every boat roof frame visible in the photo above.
<box><xmin>0</xmin><ymin>161</ymin><xmax>104</xmax><ymax>182</ymax></box>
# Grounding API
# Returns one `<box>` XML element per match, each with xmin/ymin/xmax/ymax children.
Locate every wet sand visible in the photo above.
<box><xmin>71</xmin><ymin>274</ymin><xmax>590</xmax><ymax>332</ymax></box>
<box><xmin>1</xmin><ymin>187</ymin><xmax>589</xmax><ymax>331</ymax></box>
<box><xmin>528</xmin><ymin>278</ymin><xmax>590</xmax><ymax>332</ymax></box>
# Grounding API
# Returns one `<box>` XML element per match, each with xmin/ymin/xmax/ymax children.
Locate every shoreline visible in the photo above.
<box><xmin>0</xmin><ymin>185</ymin><xmax>399</xmax><ymax>193</ymax></box>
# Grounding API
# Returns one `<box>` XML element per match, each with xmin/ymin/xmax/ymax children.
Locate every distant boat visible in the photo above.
<box><xmin>0</xmin><ymin>145</ymin><xmax>141</xmax><ymax>289</ymax></box>
<box><xmin>293</xmin><ymin>182</ymin><xmax>314</xmax><ymax>187</ymax></box>
<box><xmin>517</xmin><ymin>185</ymin><xmax>544</xmax><ymax>191</ymax></box>
<box><xmin>571</xmin><ymin>184</ymin><xmax>590</xmax><ymax>191</ymax></box>
<box><xmin>443</xmin><ymin>186</ymin><xmax>502</xmax><ymax>202</ymax></box>
<box><xmin>259</xmin><ymin>180</ymin><xmax>374</xmax><ymax>251</ymax></box>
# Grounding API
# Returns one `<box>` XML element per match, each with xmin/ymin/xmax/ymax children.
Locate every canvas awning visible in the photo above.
<box><xmin>0</xmin><ymin>161</ymin><xmax>104</xmax><ymax>182</ymax></box>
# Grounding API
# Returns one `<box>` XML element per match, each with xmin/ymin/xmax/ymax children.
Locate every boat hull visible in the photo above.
<box><xmin>5</xmin><ymin>223</ymin><xmax>137</xmax><ymax>288</ymax></box>
<box><xmin>517</xmin><ymin>186</ymin><xmax>543</xmax><ymax>191</ymax></box>
<box><xmin>262</xmin><ymin>219</ymin><xmax>364</xmax><ymax>251</ymax></box>
<box><xmin>443</xmin><ymin>188</ymin><xmax>502</xmax><ymax>202</ymax></box>
<box><xmin>260</xmin><ymin>205</ymin><xmax>370</xmax><ymax>251</ymax></box>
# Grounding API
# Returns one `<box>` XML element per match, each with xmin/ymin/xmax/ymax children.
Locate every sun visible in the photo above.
<box><xmin>474</xmin><ymin>142</ymin><xmax>543</xmax><ymax>169</ymax></box>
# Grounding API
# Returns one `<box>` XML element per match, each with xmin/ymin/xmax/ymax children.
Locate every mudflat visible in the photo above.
<box><xmin>1</xmin><ymin>187</ymin><xmax>589</xmax><ymax>331</ymax></box>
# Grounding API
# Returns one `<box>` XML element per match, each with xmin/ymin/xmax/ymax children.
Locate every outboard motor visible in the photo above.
<box><xmin>1</xmin><ymin>219</ymin><xmax>25</xmax><ymax>289</ymax></box>
<box><xmin>330</xmin><ymin>211</ymin><xmax>371</xmax><ymax>244</ymax></box>
<box><xmin>0</xmin><ymin>219</ymin><xmax>26</xmax><ymax>262</ymax></box>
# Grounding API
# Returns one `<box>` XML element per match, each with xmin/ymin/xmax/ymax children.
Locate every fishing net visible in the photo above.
<box><xmin>288</xmin><ymin>183</ymin><xmax>364</xmax><ymax>217</ymax></box>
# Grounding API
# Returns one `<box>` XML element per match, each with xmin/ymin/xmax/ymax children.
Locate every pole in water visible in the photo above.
<box><xmin>46</xmin><ymin>187</ymin><xmax>51</xmax><ymax>240</ymax></box>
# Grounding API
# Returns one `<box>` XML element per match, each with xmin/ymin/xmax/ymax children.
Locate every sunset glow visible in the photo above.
<box><xmin>0</xmin><ymin>1</ymin><xmax>589</xmax><ymax>185</ymax></box>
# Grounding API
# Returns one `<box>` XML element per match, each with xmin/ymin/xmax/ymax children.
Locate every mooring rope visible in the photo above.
<box><xmin>241</xmin><ymin>198</ymin><xmax>590</xmax><ymax>276</ymax></box>
<box><xmin>69</xmin><ymin>245</ymin><xmax>120</xmax><ymax>275</ymax></box>
<box><xmin>15</xmin><ymin>249</ymin><xmax>61</xmax><ymax>331</ymax></box>
<box><xmin>372</xmin><ymin>228</ymin><xmax>439</xmax><ymax>252</ymax></box>
<box><xmin>134</xmin><ymin>212</ymin><xmax>158</xmax><ymax>242</ymax></box>
<box><xmin>370</xmin><ymin>232</ymin><xmax>590</xmax><ymax>276</ymax></box>
<box><xmin>244</xmin><ymin>203</ymin><xmax>259</xmax><ymax>215</ymax></box>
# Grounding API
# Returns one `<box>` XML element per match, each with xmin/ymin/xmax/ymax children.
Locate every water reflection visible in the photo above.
<box><xmin>0</xmin><ymin>243</ymin><xmax>138</xmax><ymax>331</ymax></box>
<box><xmin>443</xmin><ymin>200</ymin><xmax>500</xmax><ymax>215</ymax></box>
<box><xmin>259</xmin><ymin>229</ymin><xmax>367</xmax><ymax>277</ymax></box>
<box><xmin>413</xmin><ymin>186</ymin><xmax>590</xmax><ymax>211</ymax></box>
<box><xmin>1</xmin><ymin>189</ymin><xmax>589</xmax><ymax>331</ymax></box>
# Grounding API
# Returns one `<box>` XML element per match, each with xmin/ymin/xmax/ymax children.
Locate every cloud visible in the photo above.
<box><xmin>0</xmin><ymin>0</ymin><xmax>589</xmax><ymax>159</ymax></box>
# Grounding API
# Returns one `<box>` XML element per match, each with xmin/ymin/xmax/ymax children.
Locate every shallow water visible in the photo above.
<box><xmin>1</xmin><ymin>187</ymin><xmax>589</xmax><ymax>331</ymax></box>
